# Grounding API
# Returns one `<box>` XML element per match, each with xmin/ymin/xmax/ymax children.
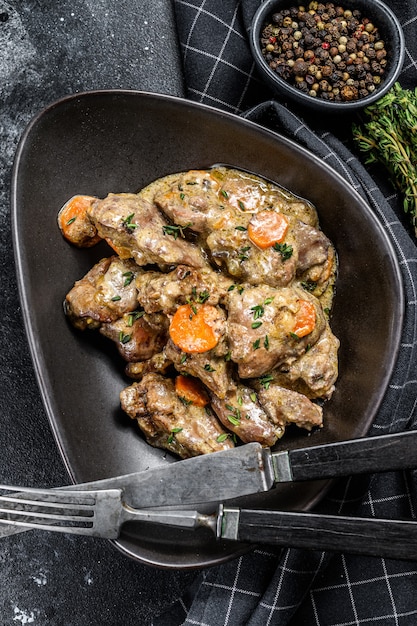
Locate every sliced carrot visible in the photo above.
<box><xmin>175</xmin><ymin>375</ymin><xmax>209</xmax><ymax>407</ymax></box>
<box><xmin>169</xmin><ymin>304</ymin><xmax>220</xmax><ymax>353</ymax></box>
<box><xmin>293</xmin><ymin>299</ymin><xmax>316</xmax><ymax>338</ymax></box>
<box><xmin>58</xmin><ymin>195</ymin><xmax>101</xmax><ymax>247</ymax></box>
<box><xmin>247</xmin><ymin>210</ymin><xmax>289</xmax><ymax>249</ymax></box>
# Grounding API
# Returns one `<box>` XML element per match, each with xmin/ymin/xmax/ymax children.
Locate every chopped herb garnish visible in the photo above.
<box><xmin>216</xmin><ymin>433</ymin><xmax>230</xmax><ymax>443</ymax></box>
<box><xmin>127</xmin><ymin>310</ymin><xmax>145</xmax><ymax>326</ymax></box>
<box><xmin>264</xmin><ymin>335</ymin><xmax>270</xmax><ymax>350</ymax></box>
<box><xmin>225</xmin><ymin>402</ymin><xmax>242</xmax><ymax>426</ymax></box>
<box><xmin>66</xmin><ymin>217</ymin><xmax>76</xmax><ymax>225</ymax></box>
<box><xmin>238</xmin><ymin>246</ymin><xmax>251</xmax><ymax>262</ymax></box>
<box><xmin>122</xmin><ymin>213</ymin><xmax>137</xmax><ymax>231</ymax></box>
<box><xmin>301</xmin><ymin>280</ymin><xmax>317</xmax><ymax>292</ymax></box>
<box><xmin>259</xmin><ymin>373</ymin><xmax>274</xmax><ymax>390</ymax></box>
<box><xmin>122</xmin><ymin>271</ymin><xmax>134</xmax><ymax>286</ymax></box>
<box><xmin>251</xmin><ymin>304</ymin><xmax>265</xmax><ymax>320</ymax></box>
<box><xmin>180</xmin><ymin>353</ymin><xmax>187</xmax><ymax>364</ymax></box>
<box><xmin>250</xmin><ymin>392</ymin><xmax>257</xmax><ymax>403</ymax></box>
<box><xmin>227</xmin><ymin>284</ymin><xmax>235</xmax><ymax>292</ymax></box>
<box><xmin>250</xmin><ymin>297</ymin><xmax>273</xmax><ymax>324</ymax></box>
<box><xmin>196</xmin><ymin>290</ymin><xmax>210</xmax><ymax>304</ymax></box>
<box><xmin>235</xmin><ymin>225</ymin><xmax>247</xmax><ymax>231</ymax></box>
<box><xmin>179</xmin><ymin>395</ymin><xmax>193</xmax><ymax>406</ymax></box>
<box><xmin>252</xmin><ymin>321</ymin><xmax>262</xmax><ymax>329</ymax></box>
<box><xmin>227</xmin><ymin>414</ymin><xmax>240</xmax><ymax>427</ymax></box>
<box><xmin>290</xmin><ymin>331</ymin><xmax>301</xmax><ymax>340</ymax></box>
<box><xmin>273</xmin><ymin>242</ymin><xmax>293</xmax><ymax>260</ymax></box>
<box><xmin>220</xmin><ymin>189</ymin><xmax>229</xmax><ymax>199</ymax></box>
<box><xmin>185</xmin><ymin>298</ymin><xmax>198</xmax><ymax>315</ymax></box>
<box><xmin>162</xmin><ymin>222</ymin><xmax>192</xmax><ymax>239</ymax></box>
<box><xmin>253</xmin><ymin>338</ymin><xmax>261</xmax><ymax>350</ymax></box>
<box><xmin>204</xmin><ymin>363</ymin><xmax>216</xmax><ymax>372</ymax></box>
<box><xmin>167</xmin><ymin>427</ymin><xmax>183</xmax><ymax>443</ymax></box>
<box><xmin>224</xmin><ymin>351</ymin><xmax>232</xmax><ymax>362</ymax></box>
<box><xmin>119</xmin><ymin>331</ymin><xmax>132</xmax><ymax>344</ymax></box>
<box><xmin>238</xmin><ymin>200</ymin><xmax>246</xmax><ymax>211</ymax></box>
<box><xmin>111</xmin><ymin>295</ymin><xmax>121</xmax><ymax>301</ymax></box>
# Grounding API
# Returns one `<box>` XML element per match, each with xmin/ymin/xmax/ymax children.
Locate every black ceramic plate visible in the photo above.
<box><xmin>12</xmin><ymin>91</ymin><xmax>404</xmax><ymax>569</ymax></box>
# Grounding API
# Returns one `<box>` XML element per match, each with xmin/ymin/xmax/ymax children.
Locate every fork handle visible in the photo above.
<box><xmin>220</xmin><ymin>508</ymin><xmax>417</xmax><ymax>561</ymax></box>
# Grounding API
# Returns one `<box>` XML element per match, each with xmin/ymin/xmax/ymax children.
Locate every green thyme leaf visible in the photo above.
<box><xmin>196</xmin><ymin>290</ymin><xmax>210</xmax><ymax>303</ymax></box>
<box><xmin>273</xmin><ymin>242</ymin><xmax>293</xmax><ymax>260</ymax></box>
<box><xmin>259</xmin><ymin>373</ymin><xmax>274</xmax><ymax>390</ymax></box>
<box><xmin>127</xmin><ymin>310</ymin><xmax>145</xmax><ymax>326</ymax></box>
<box><xmin>122</xmin><ymin>213</ymin><xmax>137</xmax><ymax>231</ymax></box>
<box><xmin>250</xmin><ymin>304</ymin><xmax>265</xmax><ymax>320</ymax></box>
<box><xmin>301</xmin><ymin>280</ymin><xmax>317</xmax><ymax>292</ymax></box>
<box><xmin>122</xmin><ymin>271</ymin><xmax>134</xmax><ymax>286</ymax></box>
<box><xmin>227</xmin><ymin>414</ymin><xmax>240</xmax><ymax>427</ymax></box>
<box><xmin>119</xmin><ymin>331</ymin><xmax>132</xmax><ymax>344</ymax></box>
<box><xmin>179</xmin><ymin>396</ymin><xmax>193</xmax><ymax>406</ymax></box>
<box><xmin>162</xmin><ymin>222</ymin><xmax>192</xmax><ymax>239</ymax></box>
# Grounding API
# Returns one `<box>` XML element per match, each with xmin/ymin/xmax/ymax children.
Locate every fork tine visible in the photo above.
<box><xmin>0</xmin><ymin>488</ymin><xmax>122</xmax><ymax>538</ymax></box>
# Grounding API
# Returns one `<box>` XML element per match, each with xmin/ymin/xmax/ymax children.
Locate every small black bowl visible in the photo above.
<box><xmin>250</xmin><ymin>0</ymin><xmax>405</xmax><ymax>113</ymax></box>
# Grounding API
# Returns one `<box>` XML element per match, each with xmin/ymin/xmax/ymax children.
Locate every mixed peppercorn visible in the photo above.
<box><xmin>260</xmin><ymin>2</ymin><xmax>388</xmax><ymax>102</ymax></box>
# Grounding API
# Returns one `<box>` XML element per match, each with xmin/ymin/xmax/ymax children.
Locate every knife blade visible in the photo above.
<box><xmin>1</xmin><ymin>430</ymin><xmax>416</xmax><ymax>539</ymax></box>
<box><xmin>83</xmin><ymin>429</ymin><xmax>417</xmax><ymax>508</ymax></box>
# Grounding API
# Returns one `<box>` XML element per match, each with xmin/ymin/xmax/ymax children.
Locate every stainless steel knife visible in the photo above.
<box><xmin>1</xmin><ymin>430</ymin><xmax>416</xmax><ymax>539</ymax></box>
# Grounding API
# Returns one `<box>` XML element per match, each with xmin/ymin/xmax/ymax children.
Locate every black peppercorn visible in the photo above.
<box><xmin>259</xmin><ymin>2</ymin><xmax>388</xmax><ymax>102</ymax></box>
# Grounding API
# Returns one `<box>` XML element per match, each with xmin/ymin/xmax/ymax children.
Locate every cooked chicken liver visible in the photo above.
<box><xmin>62</xmin><ymin>167</ymin><xmax>339</xmax><ymax>458</ymax></box>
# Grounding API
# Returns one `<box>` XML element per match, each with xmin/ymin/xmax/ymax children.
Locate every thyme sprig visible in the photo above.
<box><xmin>162</xmin><ymin>222</ymin><xmax>192</xmax><ymax>239</ymax></box>
<box><xmin>352</xmin><ymin>83</ymin><xmax>417</xmax><ymax>237</ymax></box>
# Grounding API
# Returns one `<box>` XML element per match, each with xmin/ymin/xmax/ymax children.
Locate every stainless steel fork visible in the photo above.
<box><xmin>0</xmin><ymin>485</ymin><xmax>209</xmax><ymax>538</ymax></box>
<box><xmin>2</xmin><ymin>484</ymin><xmax>417</xmax><ymax>561</ymax></box>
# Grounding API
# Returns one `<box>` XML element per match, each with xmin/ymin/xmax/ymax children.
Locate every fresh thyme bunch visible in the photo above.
<box><xmin>352</xmin><ymin>82</ymin><xmax>417</xmax><ymax>237</ymax></box>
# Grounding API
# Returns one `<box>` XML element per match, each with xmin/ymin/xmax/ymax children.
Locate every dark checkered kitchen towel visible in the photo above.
<box><xmin>154</xmin><ymin>1</ymin><xmax>417</xmax><ymax>624</ymax></box>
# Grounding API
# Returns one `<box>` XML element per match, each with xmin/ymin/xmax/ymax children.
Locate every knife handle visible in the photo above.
<box><xmin>276</xmin><ymin>430</ymin><xmax>417</xmax><ymax>482</ymax></box>
<box><xmin>221</xmin><ymin>507</ymin><xmax>417</xmax><ymax>561</ymax></box>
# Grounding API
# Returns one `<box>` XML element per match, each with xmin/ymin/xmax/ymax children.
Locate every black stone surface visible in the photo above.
<box><xmin>0</xmin><ymin>2</ymin><xmax>197</xmax><ymax>624</ymax></box>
